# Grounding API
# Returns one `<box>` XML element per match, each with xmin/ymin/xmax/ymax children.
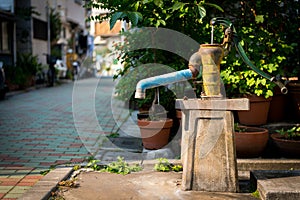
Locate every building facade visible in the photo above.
<box><xmin>0</xmin><ymin>0</ymin><xmax>16</xmax><ymax>66</ymax></box>
<box><xmin>0</xmin><ymin>0</ymin><xmax>88</xmax><ymax>68</ymax></box>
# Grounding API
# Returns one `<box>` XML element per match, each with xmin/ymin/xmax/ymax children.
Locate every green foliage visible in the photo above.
<box><xmin>101</xmin><ymin>156</ymin><xmax>142</xmax><ymax>175</ymax></box>
<box><xmin>275</xmin><ymin>126</ymin><xmax>300</xmax><ymax>140</ymax></box>
<box><xmin>219</xmin><ymin>0</ymin><xmax>298</xmax><ymax>98</ymax></box>
<box><xmin>87</xmin><ymin>0</ymin><xmax>299</xmax><ymax>100</ymax></box>
<box><xmin>107</xmin><ymin>132</ymin><xmax>120</xmax><ymax>138</ymax></box>
<box><xmin>16</xmin><ymin>53</ymin><xmax>42</xmax><ymax>76</ymax></box>
<box><xmin>86</xmin><ymin>158</ymin><xmax>102</xmax><ymax>171</ymax></box>
<box><xmin>73</xmin><ymin>165</ymin><xmax>81</xmax><ymax>171</ymax></box>
<box><xmin>251</xmin><ymin>190</ymin><xmax>260</xmax><ymax>199</ymax></box>
<box><xmin>234</xmin><ymin>123</ymin><xmax>247</xmax><ymax>132</ymax></box>
<box><xmin>50</xmin><ymin>8</ymin><xmax>62</xmax><ymax>43</ymax></box>
<box><xmin>86</xmin><ymin>0</ymin><xmax>223</xmax><ymax>29</ymax></box>
<box><xmin>5</xmin><ymin>53</ymin><xmax>42</xmax><ymax>88</ymax></box>
<box><xmin>154</xmin><ymin>158</ymin><xmax>183</xmax><ymax>172</ymax></box>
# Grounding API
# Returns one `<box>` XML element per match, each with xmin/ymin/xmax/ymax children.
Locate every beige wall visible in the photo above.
<box><xmin>30</xmin><ymin>0</ymin><xmax>87</xmax><ymax>65</ymax></box>
<box><xmin>31</xmin><ymin>0</ymin><xmax>48</xmax><ymax>64</ymax></box>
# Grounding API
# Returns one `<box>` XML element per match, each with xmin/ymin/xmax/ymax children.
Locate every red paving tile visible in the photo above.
<box><xmin>16</xmin><ymin>182</ymin><xmax>36</xmax><ymax>186</ymax></box>
<box><xmin>4</xmin><ymin>167</ymin><xmax>33</xmax><ymax>170</ymax></box>
<box><xmin>0</xmin><ymin>171</ymin><xmax>44</xmax><ymax>198</ymax></box>
<box><xmin>0</xmin><ymin>182</ymin><xmax>19</xmax><ymax>186</ymax></box>
<box><xmin>0</xmin><ymin>178</ymin><xmax>21</xmax><ymax>182</ymax></box>
<box><xmin>23</xmin><ymin>175</ymin><xmax>43</xmax><ymax>179</ymax></box>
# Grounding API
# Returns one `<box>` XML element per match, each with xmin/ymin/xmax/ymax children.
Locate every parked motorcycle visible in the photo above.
<box><xmin>72</xmin><ymin>60</ymin><xmax>80</xmax><ymax>81</ymax></box>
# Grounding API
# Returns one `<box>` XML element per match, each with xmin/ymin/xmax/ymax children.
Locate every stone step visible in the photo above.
<box><xmin>250</xmin><ymin>170</ymin><xmax>300</xmax><ymax>200</ymax></box>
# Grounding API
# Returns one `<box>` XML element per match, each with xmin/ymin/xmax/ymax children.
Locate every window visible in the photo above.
<box><xmin>33</xmin><ymin>18</ymin><xmax>47</xmax><ymax>41</ymax></box>
<box><xmin>0</xmin><ymin>21</ymin><xmax>11</xmax><ymax>53</ymax></box>
<box><xmin>0</xmin><ymin>0</ymin><xmax>14</xmax><ymax>13</ymax></box>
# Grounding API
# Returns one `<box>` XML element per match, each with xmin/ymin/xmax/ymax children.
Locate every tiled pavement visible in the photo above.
<box><xmin>0</xmin><ymin>77</ymin><xmax>143</xmax><ymax>199</ymax></box>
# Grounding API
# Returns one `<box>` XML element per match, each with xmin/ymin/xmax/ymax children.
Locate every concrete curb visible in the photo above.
<box><xmin>19</xmin><ymin>167</ymin><xmax>73</xmax><ymax>200</ymax></box>
<box><xmin>251</xmin><ymin>170</ymin><xmax>300</xmax><ymax>200</ymax></box>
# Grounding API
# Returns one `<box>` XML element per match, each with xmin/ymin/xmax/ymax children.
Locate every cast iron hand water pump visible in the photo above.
<box><xmin>135</xmin><ymin>17</ymin><xmax>287</xmax><ymax>99</ymax></box>
<box><xmin>134</xmin><ymin>18</ymin><xmax>288</xmax><ymax>192</ymax></box>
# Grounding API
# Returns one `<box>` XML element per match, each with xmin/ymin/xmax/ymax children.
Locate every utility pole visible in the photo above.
<box><xmin>46</xmin><ymin>0</ymin><xmax>51</xmax><ymax>56</ymax></box>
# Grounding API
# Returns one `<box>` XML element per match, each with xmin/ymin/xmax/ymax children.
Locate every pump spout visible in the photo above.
<box><xmin>135</xmin><ymin>69</ymin><xmax>194</xmax><ymax>99</ymax></box>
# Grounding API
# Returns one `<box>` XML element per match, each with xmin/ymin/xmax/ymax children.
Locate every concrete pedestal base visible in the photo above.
<box><xmin>176</xmin><ymin>98</ymin><xmax>249</xmax><ymax>192</ymax></box>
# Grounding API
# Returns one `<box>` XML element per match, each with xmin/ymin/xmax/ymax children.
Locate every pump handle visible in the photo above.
<box><xmin>210</xmin><ymin>17</ymin><xmax>288</xmax><ymax>94</ymax></box>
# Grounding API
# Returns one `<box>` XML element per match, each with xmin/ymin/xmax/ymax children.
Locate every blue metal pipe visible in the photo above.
<box><xmin>135</xmin><ymin>69</ymin><xmax>193</xmax><ymax>99</ymax></box>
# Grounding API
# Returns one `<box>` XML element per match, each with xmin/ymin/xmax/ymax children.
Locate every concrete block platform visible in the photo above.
<box><xmin>251</xmin><ymin>170</ymin><xmax>300</xmax><ymax>200</ymax></box>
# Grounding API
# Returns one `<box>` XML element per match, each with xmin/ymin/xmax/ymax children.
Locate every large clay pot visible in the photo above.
<box><xmin>268</xmin><ymin>87</ymin><xmax>287</xmax><ymax>123</ymax></box>
<box><xmin>237</xmin><ymin>95</ymin><xmax>272</xmax><ymax>125</ymax></box>
<box><xmin>138</xmin><ymin>118</ymin><xmax>173</xmax><ymax>150</ymax></box>
<box><xmin>235</xmin><ymin>126</ymin><xmax>269</xmax><ymax>158</ymax></box>
<box><xmin>271</xmin><ymin>133</ymin><xmax>300</xmax><ymax>158</ymax></box>
<box><xmin>287</xmin><ymin>82</ymin><xmax>300</xmax><ymax>121</ymax></box>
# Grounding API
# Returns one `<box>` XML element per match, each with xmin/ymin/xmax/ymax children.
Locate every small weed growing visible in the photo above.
<box><xmin>107</xmin><ymin>132</ymin><xmax>120</xmax><ymax>138</ymax></box>
<box><xmin>154</xmin><ymin>158</ymin><xmax>183</xmax><ymax>172</ymax></box>
<box><xmin>86</xmin><ymin>158</ymin><xmax>102</xmax><ymax>171</ymax></box>
<box><xmin>251</xmin><ymin>190</ymin><xmax>260</xmax><ymax>198</ymax></box>
<box><xmin>101</xmin><ymin>156</ymin><xmax>142</xmax><ymax>175</ymax></box>
<box><xmin>40</xmin><ymin>165</ymin><xmax>56</xmax><ymax>176</ymax></box>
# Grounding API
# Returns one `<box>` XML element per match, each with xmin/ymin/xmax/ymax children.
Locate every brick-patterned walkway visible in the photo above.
<box><xmin>0</xmin><ymin>78</ymin><xmax>120</xmax><ymax>199</ymax></box>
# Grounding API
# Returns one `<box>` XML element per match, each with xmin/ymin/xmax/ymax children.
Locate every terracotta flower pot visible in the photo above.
<box><xmin>237</xmin><ymin>95</ymin><xmax>272</xmax><ymax>126</ymax></box>
<box><xmin>271</xmin><ymin>133</ymin><xmax>300</xmax><ymax>158</ymax></box>
<box><xmin>287</xmin><ymin>82</ymin><xmax>300</xmax><ymax>121</ymax></box>
<box><xmin>268</xmin><ymin>87</ymin><xmax>287</xmax><ymax>123</ymax></box>
<box><xmin>235</xmin><ymin>126</ymin><xmax>269</xmax><ymax>158</ymax></box>
<box><xmin>138</xmin><ymin>118</ymin><xmax>173</xmax><ymax>150</ymax></box>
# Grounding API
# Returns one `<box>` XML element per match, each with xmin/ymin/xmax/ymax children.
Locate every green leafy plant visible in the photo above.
<box><xmin>86</xmin><ymin>158</ymin><xmax>102</xmax><ymax>171</ymax></box>
<box><xmin>102</xmin><ymin>156</ymin><xmax>142</xmax><ymax>175</ymax></box>
<box><xmin>5</xmin><ymin>53</ymin><xmax>42</xmax><ymax>89</ymax></box>
<box><xmin>73</xmin><ymin>164</ymin><xmax>81</xmax><ymax>171</ymax></box>
<box><xmin>154</xmin><ymin>158</ymin><xmax>183</xmax><ymax>172</ymax></box>
<box><xmin>275</xmin><ymin>126</ymin><xmax>300</xmax><ymax>140</ymax></box>
<box><xmin>86</xmin><ymin>0</ymin><xmax>224</xmax><ymax>111</ymax></box>
<box><xmin>251</xmin><ymin>190</ymin><xmax>260</xmax><ymax>199</ymax></box>
<box><xmin>87</xmin><ymin>0</ymin><xmax>299</xmax><ymax>100</ymax></box>
<box><xmin>85</xmin><ymin>0</ymin><xmax>223</xmax><ymax>29</ymax></box>
<box><xmin>234</xmin><ymin>123</ymin><xmax>247</xmax><ymax>132</ymax></box>
<box><xmin>220</xmin><ymin>1</ymin><xmax>297</xmax><ymax>99</ymax></box>
<box><xmin>107</xmin><ymin>132</ymin><xmax>120</xmax><ymax>138</ymax></box>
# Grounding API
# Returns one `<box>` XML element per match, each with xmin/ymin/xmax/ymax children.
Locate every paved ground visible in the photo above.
<box><xmin>0</xmin><ymin>77</ymin><xmax>145</xmax><ymax>199</ymax></box>
<box><xmin>57</xmin><ymin>166</ymin><xmax>258</xmax><ymax>200</ymax></box>
<box><xmin>2</xmin><ymin>77</ymin><xmax>299</xmax><ymax>200</ymax></box>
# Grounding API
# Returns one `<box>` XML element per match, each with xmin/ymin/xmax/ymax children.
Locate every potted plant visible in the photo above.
<box><xmin>286</xmin><ymin>81</ymin><xmax>300</xmax><ymax>121</ymax></box>
<box><xmin>271</xmin><ymin>126</ymin><xmax>300</xmax><ymax>158</ymax></box>
<box><xmin>137</xmin><ymin>105</ymin><xmax>173</xmax><ymax>150</ymax></box>
<box><xmin>234</xmin><ymin>124</ymin><xmax>269</xmax><ymax>158</ymax></box>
